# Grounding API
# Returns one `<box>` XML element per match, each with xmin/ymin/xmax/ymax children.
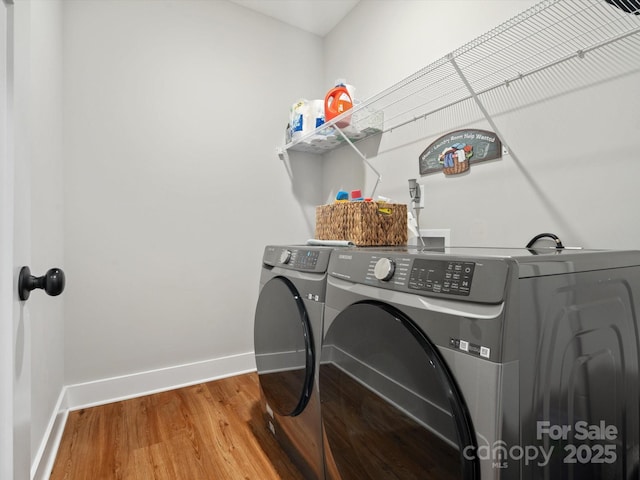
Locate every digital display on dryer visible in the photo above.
<box><xmin>408</xmin><ymin>259</ymin><xmax>475</xmax><ymax>296</ymax></box>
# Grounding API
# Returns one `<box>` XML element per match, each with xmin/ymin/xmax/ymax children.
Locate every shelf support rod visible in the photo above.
<box><xmin>448</xmin><ymin>54</ymin><xmax>518</xmax><ymax>165</ymax></box>
<box><xmin>333</xmin><ymin>126</ymin><xmax>382</xmax><ymax>199</ymax></box>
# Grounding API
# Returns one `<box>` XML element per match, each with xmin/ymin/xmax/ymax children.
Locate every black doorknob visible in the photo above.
<box><xmin>18</xmin><ymin>266</ymin><xmax>66</xmax><ymax>301</ymax></box>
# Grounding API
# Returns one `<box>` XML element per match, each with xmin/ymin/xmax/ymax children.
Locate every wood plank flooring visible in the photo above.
<box><xmin>50</xmin><ymin>373</ymin><xmax>305</xmax><ymax>480</ymax></box>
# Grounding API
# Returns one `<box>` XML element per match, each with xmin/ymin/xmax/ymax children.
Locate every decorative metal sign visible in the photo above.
<box><xmin>419</xmin><ymin>129</ymin><xmax>502</xmax><ymax>176</ymax></box>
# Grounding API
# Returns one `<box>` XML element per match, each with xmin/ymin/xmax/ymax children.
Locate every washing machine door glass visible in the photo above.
<box><xmin>254</xmin><ymin>276</ymin><xmax>314</xmax><ymax>417</ymax></box>
<box><xmin>320</xmin><ymin>301</ymin><xmax>479</xmax><ymax>480</ymax></box>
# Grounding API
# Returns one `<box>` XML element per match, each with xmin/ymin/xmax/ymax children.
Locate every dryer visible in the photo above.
<box><xmin>320</xmin><ymin>247</ymin><xmax>640</xmax><ymax>480</ymax></box>
<box><xmin>253</xmin><ymin>245</ymin><xmax>331</xmax><ymax>480</ymax></box>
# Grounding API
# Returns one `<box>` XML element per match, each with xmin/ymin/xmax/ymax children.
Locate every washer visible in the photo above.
<box><xmin>320</xmin><ymin>247</ymin><xmax>640</xmax><ymax>479</ymax></box>
<box><xmin>253</xmin><ymin>245</ymin><xmax>332</xmax><ymax>480</ymax></box>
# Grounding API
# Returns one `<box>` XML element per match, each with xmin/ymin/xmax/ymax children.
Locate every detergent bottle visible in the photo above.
<box><xmin>290</xmin><ymin>99</ymin><xmax>310</xmax><ymax>140</ymax></box>
<box><xmin>324</xmin><ymin>82</ymin><xmax>353</xmax><ymax>128</ymax></box>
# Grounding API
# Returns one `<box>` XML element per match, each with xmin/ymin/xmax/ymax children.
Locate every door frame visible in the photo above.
<box><xmin>1</xmin><ymin>0</ymin><xmax>16</xmax><ymax>478</ymax></box>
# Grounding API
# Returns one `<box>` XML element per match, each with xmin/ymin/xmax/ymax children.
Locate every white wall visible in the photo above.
<box><xmin>323</xmin><ymin>1</ymin><xmax>640</xmax><ymax>249</ymax></box>
<box><xmin>62</xmin><ymin>0</ymin><xmax>324</xmax><ymax>385</ymax></box>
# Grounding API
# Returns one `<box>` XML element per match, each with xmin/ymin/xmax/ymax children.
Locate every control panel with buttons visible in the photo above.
<box><xmin>408</xmin><ymin>259</ymin><xmax>475</xmax><ymax>296</ymax></box>
<box><xmin>263</xmin><ymin>246</ymin><xmax>332</xmax><ymax>274</ymax></box>
<box><xmin>328</xmin><ymin>248</ymin><xmax>509</xmax><ymax>304</ymax></box>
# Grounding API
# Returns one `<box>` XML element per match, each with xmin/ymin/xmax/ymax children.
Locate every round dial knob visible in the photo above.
<box><xmin>280</xmin><ymin>249</ymin><xmax>292</xmax><ymax>264</ymax></box>
<box><xmin>374</xmin><ymin>258</ymin><xmax>395</xmax><ymax>281</ymax></box>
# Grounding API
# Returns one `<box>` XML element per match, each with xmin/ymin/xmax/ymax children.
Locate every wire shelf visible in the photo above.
<box><xmin>285</xmin><ymin>0</ymin><xmax>640</xmax><ymax>155</ymax></box>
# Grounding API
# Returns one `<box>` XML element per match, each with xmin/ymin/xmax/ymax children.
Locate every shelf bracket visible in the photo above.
<box><xmin>276</xmin><ymin>146</ymin><xmax>288</xmax><ymax>162</ymax></box>
<box><xmin>333</xmin><ymin>126</ymin><xmax>382</xmax><ymax>199</ymax></box>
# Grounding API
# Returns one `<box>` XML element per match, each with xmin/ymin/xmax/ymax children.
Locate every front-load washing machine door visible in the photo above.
<box><xmin>254</xmin><ymin>276</ymin><xmax>314</xmax><ymax>417</ymax></box>
<box><xmin>320</xmin><ymin>301</ymin><xmax>479</xmax><ymax>480</ymax></box>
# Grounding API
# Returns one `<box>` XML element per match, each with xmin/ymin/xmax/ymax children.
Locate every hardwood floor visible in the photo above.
<box><xmin>50</xmin><ymin>373</ymin><xmax>305</xmax><ymax>480</ymax></box>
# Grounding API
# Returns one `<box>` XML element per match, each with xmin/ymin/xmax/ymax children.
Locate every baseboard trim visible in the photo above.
<box><xmin>31</xmin><ymin>351</ymin><xmax>256</xmax><ymax>480</ymax></box>
<box><xmin>31</xmin><ymin>390</ymin><xmax>68</xmax><ymax>480</ymax></box>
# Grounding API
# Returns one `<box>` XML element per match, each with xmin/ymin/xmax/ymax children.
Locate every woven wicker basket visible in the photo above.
<box><xmin>315</xmin><ymin>202</ymin><xmax>407</xmax><ymax>246</ymax></box>
<box><xmin>443</xmin><ymin>158</ymin><xmax>469</xmax><ymax>175</ymax></box>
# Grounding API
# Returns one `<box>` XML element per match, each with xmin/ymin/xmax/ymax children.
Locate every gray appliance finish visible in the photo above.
<box><xmin>253</xmin><ymin>245</ymin><xmax>332</xmax><ymax>480</ymax></box>
<box><xmin>320</xmin><ymin>247</ymin><xmax>640</xmax><ymax>480</ymax></box>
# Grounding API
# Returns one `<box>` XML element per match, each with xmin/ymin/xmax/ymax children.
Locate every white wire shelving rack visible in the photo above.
<box><xmin>280</xmin><ymin>0</ymin><xmax>640</xmax><ymax>161</ymax></box>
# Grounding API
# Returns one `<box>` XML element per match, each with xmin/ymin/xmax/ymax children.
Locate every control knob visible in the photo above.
<box><xmin>280</xmin><ymin>249</ymin><xmax>292</xmax><ymax>264</ymax></box>
<box><xmin>374</xmin><ymin>257</ymin><xmax>395</xmax><ymax>281</ymax></box>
